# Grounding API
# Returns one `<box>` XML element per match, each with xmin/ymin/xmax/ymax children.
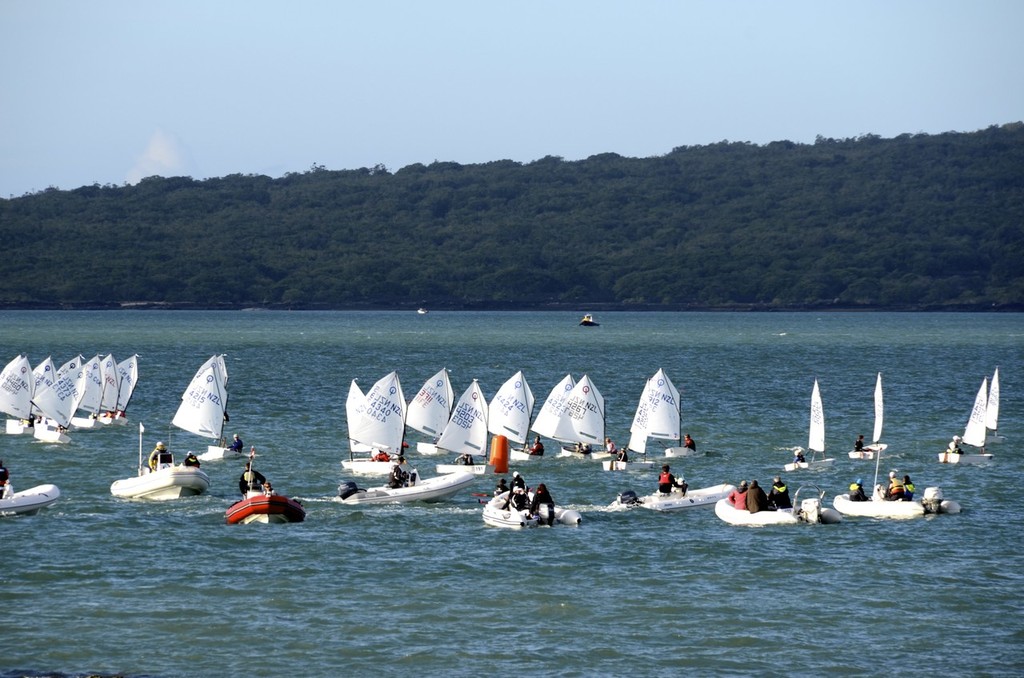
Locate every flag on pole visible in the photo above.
<box><xmin>139</xmin><ymin>422</ymin><xmax>145</xmax><ymax>433</ymax></box>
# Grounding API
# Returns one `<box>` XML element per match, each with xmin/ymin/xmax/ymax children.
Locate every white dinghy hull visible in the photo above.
<box><xmin>614</xmin><ymin>483</ymin><xmax>735</xmax><ymax>511</ymax></box>
<box><xmin>0</xmin><ymin>484</ymin><xmax>61</xmax><ymax>516</ymax></box>
<box><xmin>338</xmin><ymin>472</ymin><xmax>476</xmax><ymax>505</ymax></box>
<box><xmin>110</xmin><ymin>467</ymin><xmax>211</xmax><ymax>501</ymax></box>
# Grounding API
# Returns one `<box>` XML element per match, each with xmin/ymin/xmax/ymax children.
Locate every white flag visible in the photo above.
<box><xmin>139</xmin><ymin>422</ymin><xmax>145</xmax><ymax>433</ymax></box>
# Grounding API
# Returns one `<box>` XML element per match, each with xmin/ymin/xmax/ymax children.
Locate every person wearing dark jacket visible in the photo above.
<box><xmin>530</xmin><ymin>483</ymin><xmax>556</xmax><ymax>526</ymax></box>
<box><xmin>767</xmin><ymin>476</ymin><xmax>792</xmax><ymax>509</ymax></box>
<box><xmin>746</xmin><ymin>479</ymin><xmax>769</xmax><ymax>513</ymax></box>
<box><xmin>239</xmin><ymin>461</ymin><xmax>266</xmax><ymax>496</ymax></box>
<box><xmin>848</xmin><ymin>479</ymin><xmax>869</xmax><ymax>502</ymax></box>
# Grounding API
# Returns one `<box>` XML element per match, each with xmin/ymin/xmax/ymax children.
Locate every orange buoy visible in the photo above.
<box><xmin>489</xmin><ymin>434</ymin><xmax>510</xmax><ymax>474</ymax></box>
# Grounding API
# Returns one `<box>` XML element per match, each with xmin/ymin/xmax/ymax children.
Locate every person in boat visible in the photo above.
<box><xmin>746</xmin><ymin>479</ymin><xmax>769</xmax><ymax>514</ymax></box>
<box><xmin>262</xmin><ymin>481</ymin><xmax>275</xmax><ymax>496</ymax></box>
<box><xmin>530</xmin><ymin>483</ymin><xmax>556</xmax><ymax>526</ymax></box>
<box><xmin>239</xmin><ymin>460</ymin><xmax>267</xmax><ymax>496</ymax></box>
<box><xmin>683</xmin><ymin>434</ymin><xmax>697</xmax><ymax>452</ymax></box>
<box><xmin>0</xmin><ymin>459</ymin><xmax>10</xmax><ymax>499</ymax></box>
<box><xmin>573</xmin><ymin>441</ymin><xmax>592</xmax><ymax>455</ymax></box>
<box><xmin>727</xmin><ymin>480</ymin><xmax>748</xmax><ymax>509</ymax></box>
<box><xmin>848</xmin><ymin>478</ymin><xmax>869</xmax><ymax>502</ymax></box>
<box><xmin>148</xmin><ymin>442</ymin><xmax>173</xmax><ymax>472</ymax></box>
<box><xmin>503</xmin><ymin>486</ymin><xmax>529</xmax><ymax>512</ymax></box>
<box><xmin>455</xmin><ymin>453</ymin><xmax>474</xmax><ymax>465</ymax></box>
<box><xmin>183</xmin><ymin>451</ymin><xmax>201</xmax><ymax>468</ymax></box>
<box><xmin>657</xmin><ymin>465</ymin><xmax>685</xmax><ymax>494</ymax></box>
<box><xmin>528</xmin><ymin>436</ymin><xmax>545</xmax><ymax>456</ymax></box>
<box><xmin>494</xmin><ymin>478</ymin><xmax>509</xmax><ymax>496</ymax></box>
<box><xmin>510</xmin><ymin>470</ymin><xmax>527</xmax><ymax>493</ymax></box>
<box><xmin>388</xmin><ymin>460</ymin><xmax>410</xmax><ymax>489</ymax></box>
<box><xmin>885</xmin><ymin>471</ymin><xmax>906</xmax><ymax>501</ymax></box>
<box><xmin>793</xmin><ymin>449</ymin><xmax>806</xmax><ymax>465</ymax></box>
<box><xmin>372</xmin><ymin>448</ymin><xmax>391</xmax><ymax>462</ymax></box>
<box><xmin>902</xmin><ymin>475</ymin><xmax>915</xmax><ymax>501</ymax></box>
<box><xmin>767</xmin><ymin>476</ymin><xmax>792</xmax><ymax>509</ymax></box>
<box><xmin>605</xmin><ymin>437</ymin><xmax>618</xmax><ymax>456</ymax></box>
<box><xmin>946</xmin><ymin>436</ymin><xmax>963</xmax><ymax>455</ymax></box>
<box><xmin>854</xmin><ymin>434</ymin><xmax>866</xmax><ymax>452</ymax></box>
<box><xmin>227</xmin><ymin>434</ymin><xmax>244</xmax><ymax>454</ymax></box>
<box><xmin>615</xmin><ymin>445</ymin><xmax>628</xmax><ymax>463</ymax></box>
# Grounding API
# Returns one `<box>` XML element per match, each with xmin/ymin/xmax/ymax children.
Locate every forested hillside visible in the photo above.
<box><xmin>1</xmin><ymin>123</ymin><xmax>1022</xmax><ymax>310</ymax></box>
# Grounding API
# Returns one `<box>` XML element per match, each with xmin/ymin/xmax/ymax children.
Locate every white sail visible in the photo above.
<box><xmin>32</xmin><ymin>355</ymin><xmax>87</xmax><ymax>427</ymax></box>
<box><xmin>406</xmin><ymin>368</ymin><xmax>454</xmax><ymax>439</ymax></box>
<box><xmin>962</xmin><ymin>377</ymin><xmax>988</xmax><ymax>448</ymax></box>
<box><xmin>436</xmin><ymin>380</ymin><xmax>489</xmax><ymax>454</ymax></box>
<box><xmin>345</xmin><ymin>380</ymin><xmax>371</xmax><ymax>453</ymax></box>
<box><xmin>554</xmin><ymin>374</ymin><xmax>604</xmax><ymax>445</ymax></box>
<box><xmin>75</xmin><ymin>355</ymin><xmax>104</xmax><ymax>415</ymax></box>
<box><xmin>115</xmin><ymin>355</ymin><xmax>139</xmax><ymax>412</ymax></box>
<box><xmin>872</xmin><ymin>372</ymin><xmax>884</xmax><ymax>444</ymax></box>
<box><xmin>30</xmin><ymin>357</ymin><xmax>56</xmax><ymax>417</ymax></box>
<box><xmin>985</xmin><ymin>367</ymin><xmax>1000</xmax><ymax>433</ymax></box>
<box><xmin>487</xmin><ymin>370</ymin><xmax>534</xmax><ymax>444</ymax></box>
<box><xmin>0</xmin><ymin>355</ymin><xmax>34</xmax><ymax>419</ymax></box>
<box><xmin>628</xmin><ymin>368</ymin><xmax>680</xmax><ymax>453</ymax></box>
<box><xmin>171</xmin><ymin>354</ymin><xmax>229</xmax><ymax>440</ymax></box>
<box><xmin>98</xmin><ymin>354</ymin><xmax>120</xmax><ymax>412</ymax></box>
<box><xmin>348</xmin><ymin>371</ymin><xmax>406</xmax><ymax>452</ymax></box>
<box><xmin>530</xmin><ymin>374</ymin><xmax>576</xmax><ymax>442</ymax></box>
<box><xmin>808</xmin><ymin>379</ymin><xmax>825</xmax><ymax>453</ymax></box>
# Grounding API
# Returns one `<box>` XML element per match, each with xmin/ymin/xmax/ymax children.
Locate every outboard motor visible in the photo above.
<box><xmin>800</xmin><ymin>497</ymin><xmax>822</xmax><ymax>523</ymax></box>
<box><xmin>616</xmin><ymin>490</ymin><xmax>641</xmax><ymax>506</ymax></box>
<box><xmin>338</xmin><ymin>480</ymin><xmax>361</xmax><ymax>500</ymax></box>
<box><xmin>921</xmin><ymin>486</ymin><xmax>961</xmax><ymax>514</ymax></box>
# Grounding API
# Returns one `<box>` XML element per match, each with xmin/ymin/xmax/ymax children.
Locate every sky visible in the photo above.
<box><xmin>2</xmin><ymin>0</ymin><xmax>1022</xmax><ymax>197</ymax></box>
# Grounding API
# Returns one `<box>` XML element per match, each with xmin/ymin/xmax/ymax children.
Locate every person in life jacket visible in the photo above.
<box><xmin>239</xmin><ymin>460</ymin><xmax>267</xmax><ymax>496</ymax></box>
<box><xmin>510</xmin><ymin>471</ymin><xmax>526</xmax><ymax>493</ymax></box>
<box><xmin>848</xmin><ymin>478</ymin><xmax>869</xmax><ymax>502</ymax></box>
<box><xmin>503</xmin><ymin>486</ymin><xmax>529</xmax><ymax>512</ymax></box>
<box><xmin>0</xmin><ymin>459</ymin><xmax>10</xmax><ymax>499</ymax></box>
<box><xmin>183</xmin><ymin>452</ymin><xmax>201</xmax><ymax>468</ymax></box>
<box><xmin>148</xmin><ymin>442</ymin><xmax>173</xmax><ymax>472</ymax></box>
<box><xmin>885</xmin><ymin>471</ymin><xmax>906</xmax><ymax>501</ymax></box>
<box><xmin>658</xmin><ymin>465</ymin><xmax>684</xmax><ymax>494</ymax></box>
<box><xmin>902</xmin><ymin>475</ymin><xmax>916</xmax><ymax>500</ymax></box>
<box><xmin>227</xmin><ymin>434</ymin><xmax>244</xmax><ymax>454</ymax></box>
<box><xmin>854</xmin><ymin>434</ymin><xmax>866</xmax><ymax>452</ymax></box>
<box><xmin>683</xmin><ymin>434</ymin><xmax>697</xmax><ymax>452</ymax></box>
<box><xmin>530</xmin><ymin>483</ymin><xmax>556</xmax><ymax>526</ymax></box>
<box><xmin>388</xmin><ymin>461</ymin><xmax>409</xmax><ymax>489</ymax></box>
<box><xmin>768</xmin><ymin>476</ymin><xmax>793</xmax><ymax>509</ymax></box>
<box><xmin>372</xmin><ymin>448</ymin><xmax>391</xmax><ymax>462</ymax></box>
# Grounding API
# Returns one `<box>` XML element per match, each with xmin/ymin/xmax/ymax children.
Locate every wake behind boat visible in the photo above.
<box><xmin>0</xmin><ymin>483</ymin><xmax>61</xmax><ymax>517</ymax></box>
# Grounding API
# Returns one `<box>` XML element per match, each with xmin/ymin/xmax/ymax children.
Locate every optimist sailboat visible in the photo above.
<box><xmin>1</xmin><ymin>355</ymin><xmax>34</xmax><ymax>435</ymax></box>
<box><xmin>606</xmin><ymin>368</ymin><xmax>681</xmax><ymax>471</ymax></box>
<box><xmin>553</xmin><ymin>375</ymin><xmax>607</xmax><ymax>459</ymax></box>
<box><xmin>174</xmin><ymin>355</ymin><xmax>233</xmax><ymax>461</ymax></box>
<box><xmin>435</xmin><ymin>379</ymin><xmax>494</xmax><ymax>474</ymax></box>
<box><xmin>69</xmin><ymin>354</ymin><xmax>104</xmax><ymax>429</ymax></box>
<box><xmin>939</xmin><ymin>377</ymin><xmax>994</xmax><ymax>465</ymax></box>
<box><xmin>784</xmin><ymin>379</ymin><xmax>835</xmax><ymax>471</ymax></box>
<box><xmin>849</xmin><ymin>372</ymin><xmax>888</xmax><ymax>460</ymax></box>
<box><xmin>525</xmin><ymin>374</ymin><xmax>576</xmax><ymax>461</ymax></box>
<box><xmin>98</xmin><ymin>354</ymin><xmax>139</xmax><ymax>425</ymax></box>
<box><xmin>342</xmin><ymin>371</ymin><xmax>407</xmax><ymax>475</ymax></box>
<box><xmin>406</xmin><ymin>368</ymin><xmax>454</xmax><ymax>454</ymax></box>
<box><xmin>487</xmin><ymin>370</ymin><xmax>535</xmax><ymax>460</ymax></box>
<box><xmin>31</xmin><ymin>355</ymin><xmax>87</xmax><ymax>444</ymax></box>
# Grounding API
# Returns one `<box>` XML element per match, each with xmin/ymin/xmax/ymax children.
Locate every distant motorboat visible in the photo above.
<box><xmin>417</xmin><ymin>308</ymin><xmax>428</xmax><ymax>314</ymax></box>
<box><xmin>579</xmin><ymin>314</ymin><xmax>599</xmax><ymax>326</ymax></box>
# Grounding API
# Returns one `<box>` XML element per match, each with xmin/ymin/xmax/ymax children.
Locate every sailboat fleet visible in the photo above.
<box><xmin>1</xmin><ymin>352</ymin><xmax>1000</xmax><ymax>524</ymax></box>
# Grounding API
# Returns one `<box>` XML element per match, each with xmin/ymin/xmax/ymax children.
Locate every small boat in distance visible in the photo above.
<box><xmin>417</xmin><ymin>308</ymin><xmax>428</xmax><ymax>314</ymax></box>
<box><xmin>579</xmin><ymin>314</ymin><xmax>599</xmax><ymax>326</ymax></box>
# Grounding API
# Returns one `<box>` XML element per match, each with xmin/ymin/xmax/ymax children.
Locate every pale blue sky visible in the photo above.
<box><xmin>2</xmin><ymin>0</ymin><xmax>1021</xmax><ymax>197</ymax></box>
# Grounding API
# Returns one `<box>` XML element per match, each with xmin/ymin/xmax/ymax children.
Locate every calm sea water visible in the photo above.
<box><xmin>1</xmin><ymin>310</ymin><xmax>1022</xmax><ymax>677</ymax></box>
